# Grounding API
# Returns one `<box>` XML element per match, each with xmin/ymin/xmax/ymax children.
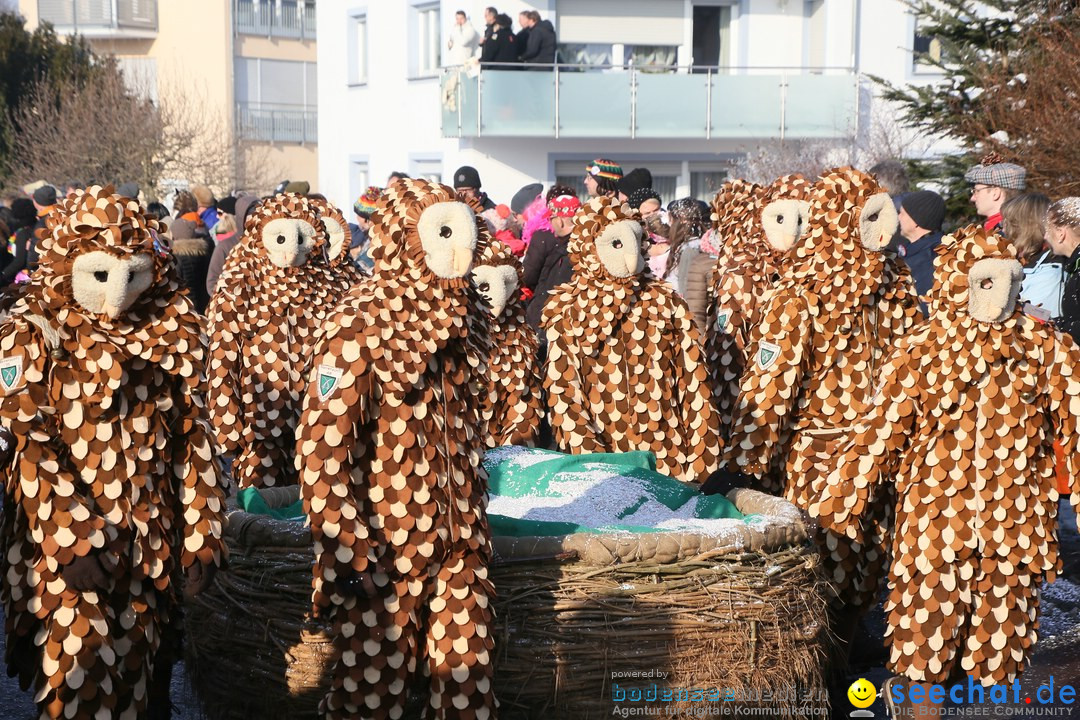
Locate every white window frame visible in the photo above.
<box><xmin>412</xmin><ymin>3</ymin><xmax>441</xmax><ymax>79</ymax></box>
<box><xmin>911</xmin><ymin>13</ymin><xmax>944</xmax><ymax>75</ymax></box>
<box><xmin>349</xmin><ymin>157</ymin><xmax>370</xmax><ymax>214</ymax></box>
<box><xmin>347</xmin><ymin>12</ymin><xmax>368</xmax><ymax>86</ymax></box>
<box><xmin>410</xmin><ymin>155</ymin><xmax>443</xmax><ymax>183</ymax></box>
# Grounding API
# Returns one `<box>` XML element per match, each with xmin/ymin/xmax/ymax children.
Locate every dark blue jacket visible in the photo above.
<box><xmin>896</xmin><ymin>230</ymin><xmax>943</xmax><ymax>317</ymax></box>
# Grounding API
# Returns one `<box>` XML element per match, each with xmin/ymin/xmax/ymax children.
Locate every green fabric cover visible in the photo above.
<box><xmin>237</xmin><ymin>486</ymin><xmax>305</xmax><ymax>520</ymax></box>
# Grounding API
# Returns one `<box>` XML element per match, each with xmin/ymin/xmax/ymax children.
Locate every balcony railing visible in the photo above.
<box><xmin>235</xmin><ymin>0</ymin><xmax>316</xmax><ymax>40</ymax></box>
<box><xmin>38</xmin><ymin>0</ymin><xmax>157</xmax><ymax>36</ymax></box>
<box><xmin>237</xmin><ymin>104</ymin><xmax>317</xmax><ymax>144</ymax></box>
<box><xmin>440</xmin><ymin>63</ymin><xmax>860</xmax><ymax>140</ymax></box>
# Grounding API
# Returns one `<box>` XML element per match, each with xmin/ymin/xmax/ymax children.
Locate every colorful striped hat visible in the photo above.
<box><xmin>353</xmin><ymin>185</ymin><xmax>382</xmax><ymax>217</ymax></box>
<box><xmin>585</xmin><ymin>158</ymin><xmax>623</xmax><ymax>181</ymax></box>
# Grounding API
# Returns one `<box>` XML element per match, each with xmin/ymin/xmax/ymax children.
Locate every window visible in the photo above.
<box><xmin>913</xmin><ymin>15</ymin><xmax>943</xmax><ymax>73</ymax></box>
<box><xmin>348</xmin><ymin>14</ymin><xmax>367</xmax><ymax>85</ymax></box>
<box><xmin>806</xmin><ymin>0</ymin><xmax>826</xmax><ymax>71</ymax></box>
<box><xmin>554</xmin><ymin>160</ymin><xmax>678</xmax><ymax>206</ymax></box>
<box><xmin>411</xmin><ymin>157</ymin><xmax>443</xmax><ymax>183</ymax></box>
<box><xmin>624</xmin><ymin>46</ymin><xmax>678</xmax><ymax>70</ymax></box>
<box><xmin>349</xmin><ymin>160</ymin><xmax>369</xmax><ymax>211</ymax></box>
<box><xmin>414</xmin><ymin>4</ymin><xmax>441</xmax><ymax>78</ymax></box>
<box><xmin>116</xmin><ymin>56</ymin><xmax>158</xmax><ymax>103</ymax></box>
<box><xmin>691</xmin><ymin>170</ymin><xmax>727</xmax><ymax>202</ymax></box>
<box><xmin>235</xmin><ymin>57</ymin><xmax>318</xmax><ymax>143</ymax></box>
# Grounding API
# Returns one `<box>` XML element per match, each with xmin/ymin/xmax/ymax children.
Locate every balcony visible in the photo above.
<box><xmin>37</xmin><ymin>0</ymin><xmax>157</xmax><ymax>38</ymax></box>
<box><xmin>440</xmin><ymin>64</ymin><xmax>860</xmax><ymax>140</ymax></box>
<box><xmin>236</xmin><ymin>104</ymin><xmax>317</xmax><ymax>144</ymax></box>
<box><xmin>235</xmin><ymin>0</ymin><xmax>316</xmax><ymax>41</ymax></box>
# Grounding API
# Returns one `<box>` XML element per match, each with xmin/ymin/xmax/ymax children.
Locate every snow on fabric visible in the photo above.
<box><xmin>483</xmin><ymin>446</ymin><xmax>743</xmax><ymax>536</ymax></box>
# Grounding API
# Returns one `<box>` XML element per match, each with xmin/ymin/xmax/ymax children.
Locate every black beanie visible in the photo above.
<box><xmin>616</xmin><ymin>168</ymin><xmax>653</xmax><ymax>198</ymax></box>
<box><xmin>901</xmin><ymin>190</ymin><xmax>945</xmax><ymax>232</ymax></box>
<box><xmin>453</xmin><ymin>166</ymin><xmax>482</xmax><ymax>189</ymax></box>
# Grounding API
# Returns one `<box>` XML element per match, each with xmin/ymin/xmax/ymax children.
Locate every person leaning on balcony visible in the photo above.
<box><xmin>480</xmin><ymin>13</ymin><xmax>519</xmax><ymax>67</ymax></box>
<box><xmin>584</xmin><ymin>158</ymin><xmax>623</xmax><ymax>198</ymax></box>
<box><xmin>522</xmin><ymin>186</ymin><xmax>580</xmax><ymax>334</ymax></box>
<box><xmin>964</xmin><ymin>150</ymin><xmax>1026</xmax><ymax>233</ymax></box>
<box><xmin>447</xmin><ymin>10</ymin><xmax>480</xmax><ymax>66</ymax></box>
<box><xmin>479</xmin><ymin>6</ymin><xmax>497</xmax><ymax>45</ymax></box>
<box><xmin>519</xmin><ymin>10</ymin><xmax>556</xmax><ymax>69</ymax></box>
<box><xmin>515</xmin><ymin>11</ymin><xmax>531</xmax><ymax>60</ymax></box>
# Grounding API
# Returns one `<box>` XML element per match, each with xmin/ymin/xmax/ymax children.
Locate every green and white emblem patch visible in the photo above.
<box><xmin>715</xmin><ymin>310</ymin><xmax>731</xmax><ymax>333</ymax></box>
<box><xmin>316</xmin><ymin>364</ymin><xmax>344</xmax><ymax>401</ymax></box>
<box><xmin>757</xmin><ymin>341</ymin><xmax>781</xmax><ymax>370</ymax></box>
<box><xmin>0</xmin><ymin>356</ymin><xmax>23</xmax><ymax>392</ymax></box>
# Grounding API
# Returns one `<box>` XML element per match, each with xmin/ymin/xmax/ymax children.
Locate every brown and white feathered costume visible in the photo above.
<box><xmin>724</xmin><ymin>167</ymin><xmax>920</xmax><ymax>610</ymax></box>
<box><xmin>309</xmin><ymin>196</ymin><xmax>368</xmax><ymax>284</ymax></box>
<box><xmin>297</xmin><ymin>178</ymin><xmax>497</xmax><ymax>719</ymax></box>
<box><xmin>0</xmin><ymin>186</ymin><xmax>226</xmax><ymax>719</ymax></box>
<box><xmin>816</xmin><ymin>226</ymin><xmax>1080</xmax><ymax>685</ymax></box>
<box><xmin>706</xmin><ymin>175</ymin><xmax>813</xmax><ymax>437</ymax></box>
<box><xmin>703</xmin><ymin>180</ymin><xmax>763</xmax><ymax>430</ymax></box>
<box><xmin>205</xmin><ymin>193</ymin><xmax>355</xmax><ymax>489</ymax></box>
<box><xmin>472</xmin><ymin>239</ymin><xmax>543</xmax><ymax>448</ymax></box>
<box><xmin>542</xmin><ymin>196</ymin><xmax>720</xmax><ymax>483</ymax></box>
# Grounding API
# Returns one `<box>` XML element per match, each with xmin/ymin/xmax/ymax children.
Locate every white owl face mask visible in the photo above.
<box><xmin>417</xmin><ymin>201</ymin><xmax>478</xmax><ymax>279</ymax></box>
<box><xmin>967</xmin><ymin>258</ymin><xmax>1023</xmax><ymax>323</ymax></box>
<box><xmin>471</xmin><ymin>264</ymin><xmax>519</xmax><ymax>318</ymax></box>
<box><xmin>71</xmin><ymin>251</ymin><xmax>155</xmax><ymax>319</ymax></box>
<box><xmin>321</xmin><ymin>215</ymin><xmax>347</xmax><ymax>262</ymax></box>
<box><xmin>595</xmin><ymin>220</ymin><xmax>645</xmax><ymax>278</ymax></box>
<box><xmin>761</xmin><ymin>199</ymin><xmax>811</xmax><ymax>252</ymax></box>
<box><xmin>261</xmin><ymin>218</ymin><xmax>318</xmax><ymax>268</ymax></box>
<box><xmin>858</xmin><ymin>192</ymin><xmax>899</xmax><ymax>252</ymax></box>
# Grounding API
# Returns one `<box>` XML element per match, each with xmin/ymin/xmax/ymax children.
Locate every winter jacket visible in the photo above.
<box><xmin>205</xmin><ymin>232</ymin><xmax>240</xmax><ymax>297</ymax></box>
<box><xmin>521</xmin><ymin>19</ymin><xmax>556</xmax><ymax>67</ymax></box>
<box><xmin>2</xmin><ymin>211</ymin><xmax>49</xmax><ymax>285</ymax></box>
<box><xmin>522</xmin><ymin>228</ymin><xmax>572</xmax><ymax>332</ymax></box>
<box><xmin>672</xmin><ymin>239</ymin><xmax>715</xmax><ymax>334</ymax></box>
<box><xmin>1058</xmin><ymin>245</ymin><xmax>1080</xmax><ymax>342</ymax></box>
<box><xmin>447</xmin><ymin>21</ymin><xmax>480</xmax><ymax>65</ymax></box>
<box><xmin>480</xmin><ymin>27</ymin><xmax>519</xmax><ymax>66</ymax></box>
<box><xmin>895</xmin><ymin>230</ymin><xmax>943</xmax><ymax>317</ymax></box>
<box><xmin>173</xmin><ymin>235</ymin><xmax>214</xmax><ymax>313</ymax></box>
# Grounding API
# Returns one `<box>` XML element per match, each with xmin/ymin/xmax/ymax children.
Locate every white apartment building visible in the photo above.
<box><xmin>317</xmin><ymin>0</ymin><xmax>948</xmax><ymax>213</ymax></box>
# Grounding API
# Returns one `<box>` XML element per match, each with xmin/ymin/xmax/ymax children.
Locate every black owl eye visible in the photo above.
<box><xmin>867</xmin><ymin>212</ymin><xmax>880</xmax><ymax>222</ymax></box>
<box><xmin>128</xmin><ymin>271</ymin><xmax>135</xmax><ymax>282</ymax></box>
<box><xmin>276</xmin><ymin>234</ymin><xmax>286</xmax><ymax>245</ymax></box>
<box><xmin>776</xmin><ymin>215</ymin><xmax>785</xmax><ymax>223</ymax></box>
<box><xmin>478</xmin><ymin>282</ymin><xmax>490</xmax><ymax>292</ymax></box>
<box><xmin>612</xmin><ymin>239</ymin><xmax>623</xmax><ymax>249</ymax></box>
<box><xmin>440</xmin><ymin>225</ymin><xmax>453</xmax><ymax>238</ymax></box>
<box><xmin>94</xmin><ymin>271</ymin><xmax>108</xmax><ymax>283</ymax></box>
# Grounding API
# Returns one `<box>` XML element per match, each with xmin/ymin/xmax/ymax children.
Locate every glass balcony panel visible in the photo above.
<box><xmin>558</xmin><ymin>71</ymin><xmax>632</xmax><ymax>137</ymax></box>
<box><xmin>783</xmin><ymin>74</ymin><xmax>857</xmax><ymax>137</ymax></box>
<box><xmin>710</xmin><ymin>75</ymin><xmax>783</xmax><ymax>138</ymax></box>
<box><xmin>479</xmin><ymin>70</ymin><xmax>555</xmax><ymax>137</ymax></box>
<box><xmin>635</xmin><ymin>73</ymin><xmax>709</xmax><ymax>138</ymax></box>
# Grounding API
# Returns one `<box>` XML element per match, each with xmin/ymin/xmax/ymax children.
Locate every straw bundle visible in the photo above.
<box><xmin>184</xmin><ymin>488</ymin><xmax>831</xmax><ymax>719</ymax></box>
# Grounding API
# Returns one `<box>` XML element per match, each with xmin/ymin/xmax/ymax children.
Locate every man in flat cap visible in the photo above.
<box><xmin>965</xmin><ymin>151</ymin><xmax>1026</xmax><ymax>233</ymax></box>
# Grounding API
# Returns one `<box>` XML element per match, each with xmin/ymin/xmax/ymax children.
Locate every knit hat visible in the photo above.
<box><xmin>453</xmin><ymin>165</ymin><xmax>482</xmax><ymax>189</ymax></box>
<box><xmin>901</xmin><ymin>190</ymin><xmax>945</xmax><ymax>232</ymax></box>
<box><xmin>169</xmin><ymin>217</ymin><xmax>197</xmax><ymax>240</ymax></box>
<box><xmin>627</xmin><ymin>187</ymin><xmax>661</xmax><ymax>209</ymax></box>
<box><xmin>964</xmin><ymin>151</ymin><xmax>1027</xmax><ymax>191</ymax></box>
<box><xmin>549</xmin><ymin>194</ymin><xmax>582</xmax><ymax>217</ymax></box>
<box><xmin>191</xmin><ymin>184</ymin><xmax>215</xmax><ymax>207</ymax></box>
<box><xmin>353</xmin><ymin>185</ymin><xmax>382</xmax><ymax>218</ymax></box>
<box><xmin>217</xmin><ymin>196</ymin><xmax>237</xmax><ymax>216</ymax></box>
<box><xmin>32</xmin><ymin>185</ymin><xmax>57</xmax><ymax>206</ymax></box>
<box><xmin>585</xmin><ymin>159</ymin><xmax>623</xmax><ymax>181</ymax></box>
<box><xmin>117</xmin><ymin>182</ymin><xmax>139</xmax><ymax>199</ymax></box>
<box><xmin>511</xmin><ymin>183</ymin><xmax>543</xmax><ymax>214</ymax></box>
<box><xmin>616</xmin><ymin>168</ymin><xmax>652</xmax><ymax>198</ymax></box>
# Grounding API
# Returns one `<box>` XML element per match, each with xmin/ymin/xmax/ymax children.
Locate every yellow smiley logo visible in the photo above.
<box><xmin>847</xmin><ymin>678</ymin><xmax>877</xmax><ymax>709</ymax></box>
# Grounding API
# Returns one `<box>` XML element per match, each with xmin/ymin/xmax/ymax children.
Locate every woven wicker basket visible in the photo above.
<box><xmin>184</xmin><ymin>487</ymin><xmax>831</xmax><ymax>719</ymax></box>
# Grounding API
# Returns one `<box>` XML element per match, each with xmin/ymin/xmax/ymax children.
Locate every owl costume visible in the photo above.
<box><xmin>297</xmin><ymin>179</ymin><xmax>497</xmax><ymax>719</ymax></box>
<box><xmin>706</xmin><ymin>175</ymin><xmax>812</xmax><ymax>437</ymax></box>
<box><xmin>309</xmin><ymin>196</ymin><xmax>369</xmax><ymax>283</ymax></box>
<box><xmin>542</xmin><ymin>196</ymin><xmax>720</xmax><ymax>483</ymax></box>
<box><xmin>206</xmin><ymin>193</ymin><xmax>356</xmax><ymax>489</ymax></box>
<box><xmin>0</xmin><ymin>186</ymin><xmax>226</xmax><ymax>719</ymax></box>
<box><xmin>816</xmin><ymin>226</ymin><xmax>1080</xmax><ymax>685</ymax></box>
<box><xmin>722</xmin><ymin>167</ymin><xmax>920</xmax><ymax>611</ymax></box>
<box><xmin>471</xmin><ymin>239</ymin><xmax>543</xmax><ymax>448</ymax></box>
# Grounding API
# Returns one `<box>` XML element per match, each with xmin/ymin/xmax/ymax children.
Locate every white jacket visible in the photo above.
<box><xmin>447</xmin><ymin>22</ymin><xmax>480</xmax><ymax>66</ymax></box>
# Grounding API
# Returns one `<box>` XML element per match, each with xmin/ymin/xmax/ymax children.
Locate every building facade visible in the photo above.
<box><xmin>19</xmin><ymin>0</ymin><xmax>319</xmax><ymax>195</ymax></box>
<box><xmin>317</xmin><ymin>0</ymin><xmax>951</xmax><ymax>214</ymax></box>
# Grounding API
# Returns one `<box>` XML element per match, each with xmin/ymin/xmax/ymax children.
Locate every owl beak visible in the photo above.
<box><xmin>490</xmin><ymin>298</ymin><xmax>506</xmax><ymax>318</ymax></box>
<box><xmin>101</xmin><ymin>302</ymin><xmax>123</xmax><ymax>319</ymax></box>
<box><xmin>452</xmin><ymin>247</ymin><xmax>473</xmax><ymax>277</ymax></box>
